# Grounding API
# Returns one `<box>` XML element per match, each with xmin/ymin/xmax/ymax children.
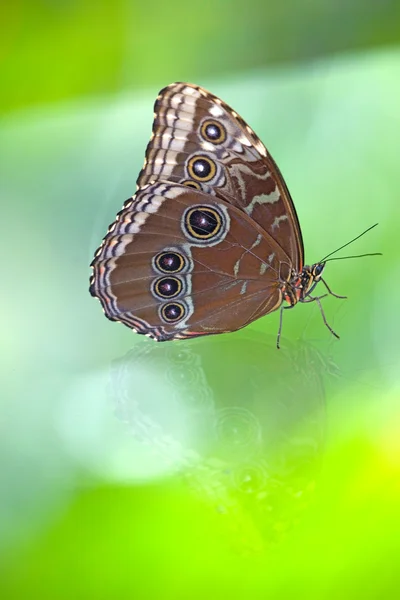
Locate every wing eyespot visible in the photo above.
<box><xmin>183</xmin><ymin>206</ymin><xmax>222</xmax><ymax>240</ymax></box>
<box><xmin>200</xmin><ymin>119</ymin><xmax>226</xmax><ymax>145</ymax></box>
<box><xmin>181</xmin><ymin>179</ymin><xmax>202</xmax><ymax>190</ymax></box>
<box><xmin>152</xmin><ymin>276</ymin><xmax>183</xmax><ymax>299</ymax></box>
<box><xmin>187</xmin><ymin>155</ymin><xmax>216</xmax><ymax>182</ymax></box>
<box><xmin>154</xmin><ymin>251</ymin><xmax>186</xmax><ymax>274</ymax></box>
<box><xmin>160</xmin><ymin>302</ymin><xmax>186</xmax><ymax>323</ymax></box>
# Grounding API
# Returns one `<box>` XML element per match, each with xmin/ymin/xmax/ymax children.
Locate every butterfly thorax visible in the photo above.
<box><xmin>281</xmin><ymin>262</ymin><xmax>325</xmax><ymax>307</ymax></box>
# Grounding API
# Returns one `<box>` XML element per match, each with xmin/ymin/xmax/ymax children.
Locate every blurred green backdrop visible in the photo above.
<box><xmin>1</xmin><ymin>1</ymin><xmax>400</xmax><ymax>598</ymax></box>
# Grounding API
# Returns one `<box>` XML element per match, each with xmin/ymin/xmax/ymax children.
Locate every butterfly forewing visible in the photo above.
<box><xmin>137</xmin><ymin>82</ymin><xmax>304</xmax><ymax>271</ymax></box>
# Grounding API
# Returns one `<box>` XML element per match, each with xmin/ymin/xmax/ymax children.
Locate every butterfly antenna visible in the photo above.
<box><xmin>319</xmin><ymin>223</ymin><xmax>379</xmax><ymax>263</ymax></box>
<box><xmin>324</xmin><ymin>252</ymin><xmax>382</xmax><ymax>263</ymax></box>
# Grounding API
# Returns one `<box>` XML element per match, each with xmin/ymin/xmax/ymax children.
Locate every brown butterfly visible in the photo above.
<box><xmin>89</xmin><ymin>83</ymin><xmax>377</xmax><ymax>347</ymax></box>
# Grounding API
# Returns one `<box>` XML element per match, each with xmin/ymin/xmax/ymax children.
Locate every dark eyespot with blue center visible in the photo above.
<box><xmin>154</xmin><ymin>276</ymin><xmax>182</xmax><ymax>299</ymax></box>
<box><xmin>187</xmin><ymin>155</ymin><xmax>216</xmax><ymax>181</ymax></box>
<box><xmin>161</xmin><ymin>302</ymin><xmax>186</xmax><ymax>323</ymax></box>
<box><xmin>200</xmin><ymin>119</ymin><xmax>226</xmax><ymax>144</ymax></box>
<box><xmin>182</xmin><ymin>180</ymin><xmax>201</xmax><ymax>190</ymax></box>
<box><xmin>155</xmin><ymin>251</ymin><xmax>185</xmax><ymax>273</ymax></box>
<box><xmin>185</xmin><ymin>206</ymin><xmax>222</xmax><ymax>239</ymax></box>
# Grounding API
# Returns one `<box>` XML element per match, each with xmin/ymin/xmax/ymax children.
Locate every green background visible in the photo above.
<box><xmin>1</xmin><ymin>1</ymin><xmax>399</xmax><ymax>598</ymax></box>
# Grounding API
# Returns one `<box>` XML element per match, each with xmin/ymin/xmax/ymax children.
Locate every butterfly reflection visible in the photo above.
<box><xmin>109</xmin><ymin>331</ymin><xmax>332</xmax><ymax>552</ymax></box>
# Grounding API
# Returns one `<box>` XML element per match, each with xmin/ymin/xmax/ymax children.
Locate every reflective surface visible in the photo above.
<box><xmin>111</xmin><ymin>333</ymin><xmax>327</xmax><ymax>550</ymax></box>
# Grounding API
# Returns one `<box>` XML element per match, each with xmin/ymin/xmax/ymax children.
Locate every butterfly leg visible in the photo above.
<box><xmin>306</xmin><ymin>295</ymin><xmax>340</xmax><ymax>340</ymax></box>
<box><xmin>276</xmin><ymin>304</ymin><xmax>295</xmax><ymax>350</ymax></box>
<box><xmin>321</xmin><ymin>278</ymin><xmax>347</xmax><ymax>299</ymax></box>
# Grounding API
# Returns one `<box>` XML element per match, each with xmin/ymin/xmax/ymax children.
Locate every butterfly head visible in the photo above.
<box><xmin>311</xmin><ymin>261</ymin><xmax>325</xmax><ymax>281</ymax></box>
<box><xmin>299</xmin><ymin>262</ymin><xmax>326</xmax><ymax>300</ymax></box>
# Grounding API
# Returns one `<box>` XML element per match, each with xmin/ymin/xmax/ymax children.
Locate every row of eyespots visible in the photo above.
<box><xmin>152</xmin><ymin>274</ymin><xmax>187</xmax><ymax>323</ymax></box>
<box><xmin>181</xmin><ymin>118</ymin><xmax>226</xmax><ymax>188</ymax></box>
<box><xmin>150</xmin><ymin>201</ymin><xmax>226</xmax><ymax>324</ymax></box>
<box><xmin>152</xmin><ymin>249</ymin><xmax>188</xmax><ymax>323</ymax></box>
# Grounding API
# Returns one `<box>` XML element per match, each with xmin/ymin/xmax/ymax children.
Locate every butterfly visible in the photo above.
<box><xmin>90</xmin><ymin>82</ymin><xmax>350</xmax><ymax>348</ymax></box>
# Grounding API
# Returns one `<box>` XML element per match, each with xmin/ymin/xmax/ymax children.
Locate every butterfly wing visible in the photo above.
<box><xmin>137</xmin><ymin>82</ymin><xmax>304</xmax><ymax>271</ymax></box>
<box><xmin>90</xmin><ymin>183</ymin><xmax>289</xmax><ymax>341</ymax></box>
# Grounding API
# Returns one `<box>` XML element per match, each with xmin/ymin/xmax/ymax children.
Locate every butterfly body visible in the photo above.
<box><xmin>90</xmin><ymin>83</ymin><xmax>338</xmax><ymax>345</ymax></box>
<box><xmin>284</xmin><ymin>263</ymin><xmax>325</xmax><ymax>304</ymax></box>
